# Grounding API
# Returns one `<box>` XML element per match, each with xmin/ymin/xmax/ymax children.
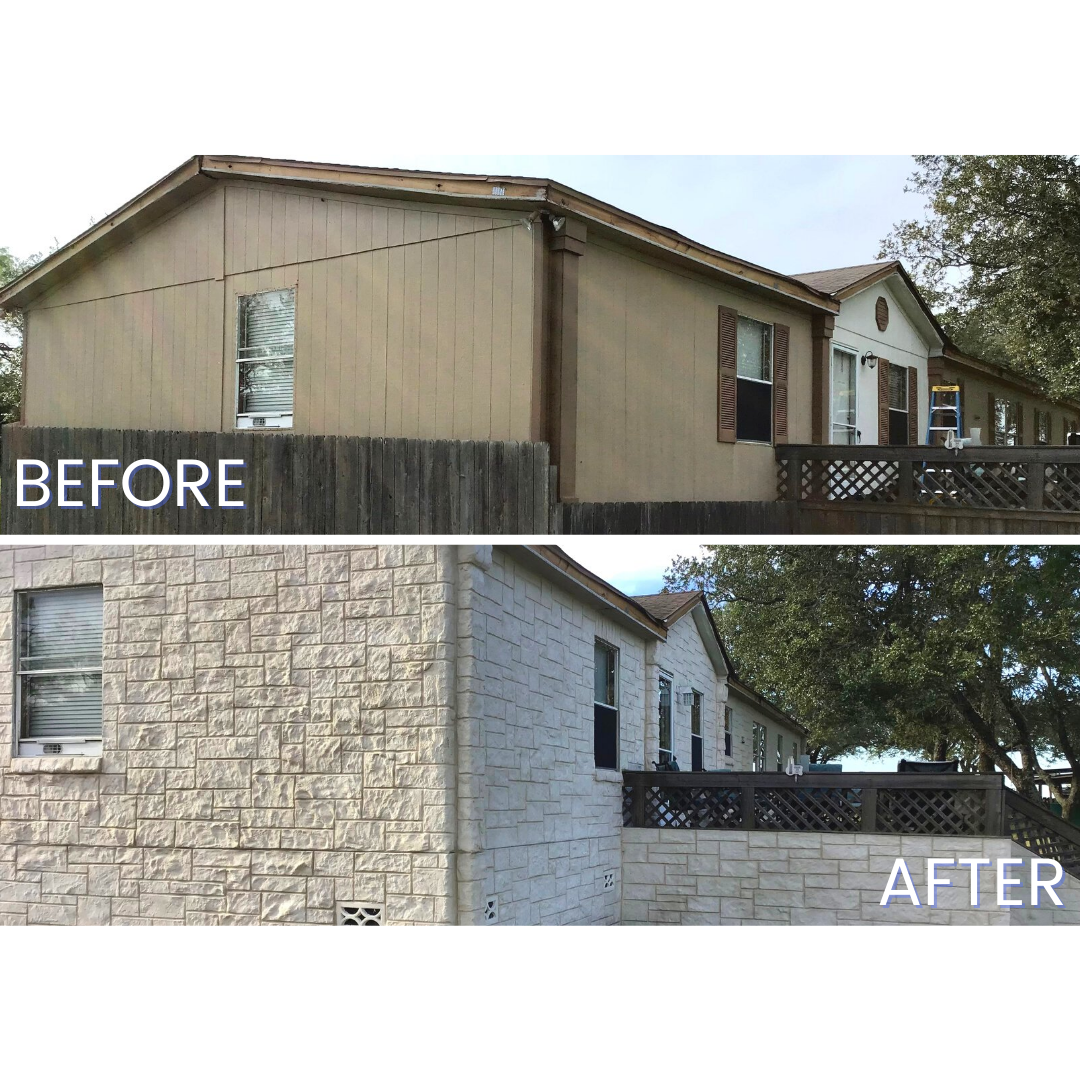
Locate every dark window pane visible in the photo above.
<box><xmin>594</xmin><ymin>703</ymin><xmax>618</xmax><ymax>769</ymax></box>
<box><xmin>736</xmin><ymin>378</ymin><xmax>772</xmax><ymax>442</ymax></box>
<box><xmin>691</xmin><ymin>733</ymin><xmax>703</xmax><ymax>772</ymax></box>
<box><xmin>889</xmin><ymin>409</ymin><xmax>909</xmax><ymax>446</ymax></box>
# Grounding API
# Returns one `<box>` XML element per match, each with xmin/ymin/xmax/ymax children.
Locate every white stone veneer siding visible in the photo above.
<box><xmin>621</xmin><ymin>828</ymin><xmax>1080</xmax><ymax>926</ymax></box>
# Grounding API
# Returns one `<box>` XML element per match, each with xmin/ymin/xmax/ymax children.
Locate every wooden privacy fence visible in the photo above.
<box><xmin>777</xmin><ymin>444</ymin><xmax>1080</xmax><ymax>514</ymax></box>
<box><xmin>0</xmin><ymin>426</ymin><xmax>555</xmax><ymax>534</ymax></box>
<box><xmin>559</xmin><ymin>500</ymin><xmax>801</xmax><ymax>535</ymax></box>
<box><xmin>621</xmin><ymin>771</ymin><xmax>1006</xmax><ymax>835</ymax></box>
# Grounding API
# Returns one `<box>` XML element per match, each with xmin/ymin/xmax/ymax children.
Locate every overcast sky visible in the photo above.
<box><xmin>1</xmin><ymin>153</ymin><xmax>923</xmax><ymax>278</ymax></box>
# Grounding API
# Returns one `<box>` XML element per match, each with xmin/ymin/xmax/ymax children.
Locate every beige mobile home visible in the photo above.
<box><xmin>0</xmin><ymin>156</ymin><xmax>839</xmax><ymax>505</ymax></box>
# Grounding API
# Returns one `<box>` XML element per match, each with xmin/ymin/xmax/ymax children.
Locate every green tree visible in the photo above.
<box><xmin>880</xmin><ymin>155</ymin><xmax>1080</xmax><ymax>399</ymax></box>
<box><xmin>0</xmin><ymin>246</ymin><xmax>43</xmax><ymax>425</ymax></box>
<box><xmin>664</xmin><ymin>545</ymin><xmax>1080</xmax><ymax>817</ymax></box>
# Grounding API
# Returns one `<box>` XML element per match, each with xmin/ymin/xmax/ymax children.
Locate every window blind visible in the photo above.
<box><xmin>18</xmin><ymin>588</ymin><xmax>103</xmax><ymax>740</ymax></box>
<box><xmin>237</xmin><ymin>289</ymin><xmax>296</xmax><ymax>417</ymax></box>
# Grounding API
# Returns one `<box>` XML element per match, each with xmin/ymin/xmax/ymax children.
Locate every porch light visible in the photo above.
<box><xmin>860</xmin><ymin>351</ymin><xmax>879</xmax><ymax>370</ymax></box>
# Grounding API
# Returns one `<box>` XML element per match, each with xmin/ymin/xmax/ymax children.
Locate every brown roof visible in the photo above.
<box><xmin>790</xmin><ymin>261</ymin><xmax>899</xmax><ymax>296</ymax></box>
<box><xmin>631</xmin><ymin>591</ymin><xmax>701</xmax><ymax>622</ymax></box>
<box><xmin>0</xmin><ymin>155</ymin><xmax>840</xmax><ymax>313</ymax></box>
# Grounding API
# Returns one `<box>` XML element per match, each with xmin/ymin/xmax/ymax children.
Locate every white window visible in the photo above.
<box><xmin>995</xmin><ymin>399</ymin><xmax>1018</xmax><ymax>446</ymax></box>
<box><xmin>888</xmin><ymin>366</ymin><xmax>909</xmax><ymax>446</ymax></box>
<box><xmin>236</xmin><ymin>288</ymin><xmax>296</xmax><ymax>429</ymax></box>
<box><xmin>776</xmin><ymin>733</ymin><xmax>783</xmax><ymax>772</ymax></box>
<box><xmin>736</xmin><ymin>316</ymin><xmax>773</xmax><ymax>442</ymax></box>
<box><xmin>723</xmin><ymin>705</ymin><xmax>733</xmax><ymax>759</ymax></box>
<box><xmin>593</xmin><ymin>641</ymin><xmax>619</xmax><ymax>770</ymax></box>
<box><xmin>690</xmin><ymin>690</ymin><xmax>703</xmax><ymax>771</ymax></box>
<box><xmin>657</xmin><ymin>673</ymin><xmax>674</xmax><ymax>767</ymax></box>
<box><xmin>752</xmin><ymin>722</ymin><xmax>767</xmax><ymax>772</ymax></box>
<box><xmin>830</xmin><ymin>346</ymin><xmax>858</xmax><ymax>444</ymax></box>
<box><xmin>16</xmin><ymin>587</ymin><xmax>103</xmax><ymax>757</ymax></box>
<box><xmin>1036</xmin><ymin>409</ymin><xmax>1049</xmax><ymax>445</ymax></box>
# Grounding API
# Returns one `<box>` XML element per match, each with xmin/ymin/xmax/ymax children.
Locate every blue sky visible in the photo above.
<box><xmin>2</xmin><ymin>155</ymin><xmax>924</xmax><ymax>282</ymax></box>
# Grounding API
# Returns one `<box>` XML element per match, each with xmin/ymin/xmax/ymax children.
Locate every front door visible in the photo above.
<box><xmin>830</xmin><ymin>346</ymin><xmax>858</xmax><ymax>444</ymax></box>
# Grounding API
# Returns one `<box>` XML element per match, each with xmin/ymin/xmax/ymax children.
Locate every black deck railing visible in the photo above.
<box><xmin>776</xmin><ymin>444</ymin><xmax>1080</xmax><ymax>513</ymax></box>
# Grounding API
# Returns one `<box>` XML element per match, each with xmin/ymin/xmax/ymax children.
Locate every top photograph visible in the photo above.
<box><xmin>1</xmin><ymin>154</ymin><xmax>1077</xmax><ymax>536</ymax></box>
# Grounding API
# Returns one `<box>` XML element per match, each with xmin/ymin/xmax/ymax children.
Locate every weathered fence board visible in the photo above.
<box><xmin>0</xmin><ymin>426</ymin><xmax>554</xmax><ymax>535</ymax></box>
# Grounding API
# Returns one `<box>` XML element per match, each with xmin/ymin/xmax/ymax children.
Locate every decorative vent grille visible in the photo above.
<box><xmin>483</xmin><ymin>896</ymin><xmax>499</xmax><ymax>923</ymax></box>
<box><xmin>603</xmin><ymin>871</ymin><xmax>616</xmax><ymax>891</ymax></box>
<box><xmin>42</xmin><ymin>743</ymin><xmax>63</xmax><ymax>755</ymax></box>
<box><xmin>875</xmin><ymin>295</ymin><xmax>890</xmax><ymax>331</ymax></box>
<box><xmin>338</xmin><ymin>903</ymin><xmax>384</xmax><ymax>926</ymax></box>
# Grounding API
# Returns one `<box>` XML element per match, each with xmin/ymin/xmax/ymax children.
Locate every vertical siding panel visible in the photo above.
<box><xmin>370</xmin><ymin>203</ymin><xmax>388</xmax><ymax>253</ymax></box>
<box><xmin>355</xmin><ymin>202</ymin><xmax>373</xmax><ymax>254</ymax></box>
<box><xmin>283</xmin><ymin>193</ymin><xmax>301</xmax><ymax>267</ymax></box>
<box><xmin>403</xmin><ymin>207</ymin><xmax>422</xmax><ymax>246</ymax></box>
<box><xmin>150</xmin><ymin>288</ymin><xmax>165</xmax><ymax>427</ymax></box>
<box><xmin>418</xmin><ymin>238</ymin><xmax>439</xmax><ymax>435</ymax></box>
<box><xmin>324</xmin><ymin>256</ymin><xmax>342</xmax><ymax>435</ymax></box>
<box><xmin>356</xmin><ymin>251</ymin><xmax>373</xmax><ymax>436</ymax></box>
<box><xmin>208</xmin><ymin>279</ymin><xmax>225</xmax><ymax>431</ymax></box>
<box><xmin>270</xmin><ymin>190</ymin><xmax>287</xmax><ymax>269</ymax></box>
<box><xmin>307</xmin><ymin>258</ymin><xmax>328</xmax><ymax>433</ymax></box>
<box><xmin>508</xmin><ymin>223</ymin><xmax>533</xmax><ymax>440</ymax></box>
<box><xmin>420</xmin><ymin>211</ymin><xmax>440</xmax><ymax>243</ymax></box>
<box><xmin>296</xmin><ymin>195</ymin><xmax>314</xmax><ymax>265</ymax></box>
<box><xmin>325</xmin><ymin>198</ymin><xmax>343</xmax><ymax>262</ymax></box>
<box><xmin>339</xmin><ymin>199</ymin><xmax>358</xmax><ymax>259</ymax></box>
<box><xmin>370</xmin><ymin>248</ymin><xmax>390</xmax><ymax>436</ymax></box>
<box><xmin>489</xmin><ymin>227</ymin><xmax>513</xmax><ymax>441</ymax></box>
<box><xmin>385</xmin><ymin>244</ymin><xmax>405</xmax><ymax>436</ymax></box>
<box><xmin>338</xmin><ymin>253</ymin><xmax>358</xmax><ymax>437</ymax></box>
<box><xmin>435</xmin><ymin>236</ymin><xmax>457</xmax><ymax>437</ymax></box>
<box><xmin>386</xmin><ymin>207</ymin><xmax>404</xmax><ymax>251</ymax></box>
<box><xmin>257</xmin><ymin>190</ymin><xmax>274</xmax><ymax>272</ymax></box>
<box><xmin>401</xmin><ymin>242</ymin><xmax>423</xmax><ymax>437</ymax></box>
<box><xmin>472</xmin><ymin>228</ymin><xmax>494</xmax><ymax>440</ymax></box>
<box><xmin>293</xmin><ymin>263</ymin><xmax>313</xmax><ymax>434</ymax></box>
<box><xmin>453</xmin><ymin>229</ymin><xmax>475</xmax><ymax>439</ymax></box>
<box><xmin>243</xmin><ymin>185</ymin><xmax>261</xmax><ymax>276</ymax></box>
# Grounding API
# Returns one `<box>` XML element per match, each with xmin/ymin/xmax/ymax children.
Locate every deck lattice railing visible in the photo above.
<box><xmin>776</xmin><ymin>445</ymin><xmax>1080</xmax><ymax>513</ymax></box>
<box><xmin>621</xmin><ymin>771</ymin><xmax>1005</xmax><ymax>835</ymax></box>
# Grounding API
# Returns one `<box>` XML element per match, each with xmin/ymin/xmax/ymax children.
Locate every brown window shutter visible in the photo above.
<box><xmin>907</xmin><ymin>366</ymin><xmax>919</xmax><ymax>446</ymax></box>
<box><xmin>773</xmin><ymin>322</ymin><xmax>790</xmax><ymax>444</ymax></box>
<box><xmin>1016</xmin><ymin>402</ymin><xmax>1024</xmax><ymax>445</ymax></box>
<box><xmin>957</xmin><ymin>379</ymin><xmax>965</xmax><ymax>435</ymax></box>
<box><xmin>987</xmin><ymin>391</ymin><xmax>996</xmax><ymax>443</ymax></box>
<box><xmin>877</xmin><ymin>358</ymin><xmax>890</xmax><ymax>445</ymax></box>
<box><xmin>717</xmin><ymin>306</ymin><xmax>738</xmax><ymax>443</ymax></box>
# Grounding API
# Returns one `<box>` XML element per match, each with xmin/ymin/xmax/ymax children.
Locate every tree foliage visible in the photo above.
<box><xmin>0</xmin><ymin>246</ymin><xmax>42</xmax><ymax>425</ymax></box>
<box><xmin>880</xmin><ymin>155</ymin><xmax>1080</xmax><ymax>399</ymax></box>
<box><xmin>664</xmin><ymin>545</ymin><xmax>1080</xmax><ymax>815</ymax></box>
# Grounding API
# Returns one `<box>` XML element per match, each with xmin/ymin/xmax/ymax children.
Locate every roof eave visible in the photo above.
<box><xmin>0</xmin><ymin>155</ymin><xmax>212</xmax><ymax>309</ymax></box>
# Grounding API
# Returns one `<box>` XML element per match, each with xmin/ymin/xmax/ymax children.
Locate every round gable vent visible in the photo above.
<box><xmin>875</xmin><ymin>295</ymin><xmax>890</xmax><ymax>332</ymax></box>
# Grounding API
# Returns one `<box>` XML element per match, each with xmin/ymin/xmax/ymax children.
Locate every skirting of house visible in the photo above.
<box><xmin>620</xmin><ymin>828</ymin><xmax>1080</xmax><ymax>925</ymax></box>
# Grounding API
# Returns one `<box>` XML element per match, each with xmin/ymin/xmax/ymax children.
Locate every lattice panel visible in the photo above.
<box><xmin>820</xmin><ymin>460</ymin><xmax>899</xmax><ymax>503</ymax></box>
<box><xmin>754</xmin><ymin>787</ymin><xmax>862</xmax><ymax>831</ymax></box>
<box><xmin>1044</xmin><ymin>464</ymin><xmax>1080</xmax><ymax>512</ymax></box>
<box><xmin>622</xmin><ymin>786</ymin><xmax>634</xmax><ymax>826</ymax></box>
<box><xmin>913</xmin><ymin>460</ymin><xmax>1028</xmax><ymax>510</ymax></box>
<box><xmin>776</xmin><ymin>458</ymin><xmax>791</xmax><ymax>499</ymax></box>
<box><xmin>1007</xmin><ymin>809</ymin><xmax>1080</xmax><ymax>879</ymax></box>
<box><xmin>643</xmin><ymin>785</ymin><xmax>743</xmax><ymax>829</ymax></box>
<box><xmin>876</xmin><ymin>788</ymin><xmax>985</xmax><ymax>835</ymax></box>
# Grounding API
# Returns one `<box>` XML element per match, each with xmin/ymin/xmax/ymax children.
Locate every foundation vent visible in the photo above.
<box><xmin>338</xmin><ymin>903</ymin><xmax>384</xmax><ymax>926</ymax></box>
<box><xmin>483</xmin><ymin>896</ymin><xmax>499</xmax><ymax>923</ymax></box>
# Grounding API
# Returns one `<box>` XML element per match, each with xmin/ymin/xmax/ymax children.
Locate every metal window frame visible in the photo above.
<box><xmin>14</xmin><ymin>585</ymin><xmax>104</xmax><ymax>757</ymax></box>
<box><xmin>234</xmin><ymin>287</ymin><xmax>297</xmax><ymax>425</ymax></box>
<box><xmin>657</xmin><ymin>670</ymin><xmax>674</xmax><ymax>760</ymax></box>
<box><xmin>593</xmin><ymin>638</ymin><xmax>620</xmax><ymax>769</ymax></box>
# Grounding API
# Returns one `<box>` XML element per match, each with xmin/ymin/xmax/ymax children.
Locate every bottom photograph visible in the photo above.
<box><xmin>0</xmin><ymin>541</ymin><xmax>1077</xmax><ymax>926</ymax></box>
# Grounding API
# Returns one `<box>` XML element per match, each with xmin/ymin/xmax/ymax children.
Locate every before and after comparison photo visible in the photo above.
<box><xmin>2</xmin><ymin>3</ymin><xmax>1078</xmax><ymax>1073</ymax></box>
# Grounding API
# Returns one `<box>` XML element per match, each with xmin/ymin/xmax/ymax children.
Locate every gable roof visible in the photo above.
<box><xmin>791</xmin><ymin>262</ymin><xmax>893</xmax><ymax>297</ymax></box>
<box><xmin>632</xmin><ymin>590</ymin><xmax>701</xmax><ymax>623</ymax></box>
<box><xmin>0</xmin><ymin>155</ymin><xmax>840</xmax><ymax>314</ymax></box>
<box><xmin>631</xmin><ymin>590</ymin><xmax>735</xmax><ymax>680</ymax></box>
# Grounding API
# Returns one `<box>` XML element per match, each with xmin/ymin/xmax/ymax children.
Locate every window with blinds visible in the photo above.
<box><xmin>236</xmin><ymin>288</ymin><xmax>295</xmax><ymax>428</ymax></box>
<box><xmin>17</xmin><ymin>587</ymin><xmax>103</xmax><ymax>754</ymax></box>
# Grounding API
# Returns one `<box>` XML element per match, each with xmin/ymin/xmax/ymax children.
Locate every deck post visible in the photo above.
<box><xmin>861</xmin><ymin>786</ymin><xmax>878</xmax><ymax>833</ymax></box>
